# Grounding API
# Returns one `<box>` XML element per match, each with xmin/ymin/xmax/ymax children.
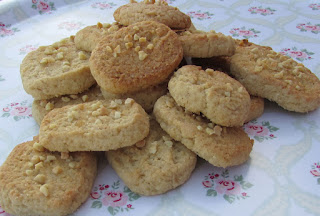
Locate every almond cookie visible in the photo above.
<box><xmin>106</xmin><ymin>118</ymin><xmax>197</xmax><ymax>196</ymax></box>
<box><xmin>75</xmin><ymin>22</ymin><xmax>122</xmax><ymax>52</ymax></box>
<box><xmin>168</xmin><ymin>65</ymin><xmax>251</xmax><ymax>127</ymax></box>
<box><xmin>20</xmin><ymin>36</ymin><xmax>96</xmax><ymax>100</ymax></box>
<box><xmin>230</xmin><ymin>40</ymin><xmax>320</xmax><ymax>112</ymax></box>
<box><xmin>0</xmin><ymin>136</ymin><xmax>97</xmax><ymax>216</ymax></box>
<box><xmin>90</xmin><ymin>21</ymin><xmax>183</xmax><ymax>94</ymax></box>
<box><xmin>100</xmin><ymin>81</ymin><xmax>168</xmax><ymax>113</ymax></box>
<box><xmin>39</xmin><ymin>99</ymin><xmax>149</xmax><ymax>152</ymax></box>
<box><xmin>114</xmin><ymin>0</ymin><xmax>191</xmax><ymax>30</ymax></box>
<box><xmin>32</xmin><ymin>85</ymin><xmax>104</xmax><ymax>125</ymax></box>
<box><xmin>178</xmin><ymin>30</ymin><xmax>235</xmax><ymax>58</ymax></box>
<box><xmin>153</xmin><ymin>95</ymin><xmax>254</xmax><ymax>168</ymax></box>
<box><xmin>245</xmin><ymin>96</ymin><xmax>264</xmax><ymax>123</ymax></box>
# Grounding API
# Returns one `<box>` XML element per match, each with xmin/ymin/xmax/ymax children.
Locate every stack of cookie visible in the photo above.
<box><xmin>1</xmin><ymin>0</ymin><xmax>320</xmax><ymax>215</ymax></box>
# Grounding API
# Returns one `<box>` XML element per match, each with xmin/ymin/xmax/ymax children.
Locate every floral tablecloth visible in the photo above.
<box><xmin>0</xmin><ymin>0</ymin><xmax>320</xmax><ymax>215</ymax></box>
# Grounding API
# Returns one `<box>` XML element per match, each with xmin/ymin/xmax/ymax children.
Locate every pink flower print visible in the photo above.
<box><xmin>242</xmin><ymin>192</ymin><xmax>247</xmax><ymax>196</ymax></box>
<box><xmin>91</xmin><ymin>2</ymin><xmax>116</xmax><ymax>10</ymax></box>
<box><xmin>202</xmin><ymin>180</ymin><xmax>212</xmax><ymax>188</ymax></box>
<box><xmin>187</xmin><ymin>11</ymin><xmax>214</xmax><ymax>20</ymax></box>
<box><xmin>37</xmin><ymin>1</ymin><xmax>50</xmax><ymax>13</ymax></box>
<box><xmin>215</xmin><ymin>179</ymin><xmax>241</xmax><ymax>195</ymax></box>
<box><xmin>304</xmin><ymin>25</ymin><xmax>320</xmax><ymax>32</ymax></box>
<box><xmin>127</xmin><ymin>204</ymin><xmax>132</xmax><ymax>208</ymax></box>
<box><xmin>3</xmin><ymin>107</ymin><xmax>9</xmax><ymax>112</ymax></box>
<box><xmin>0</xmin><ymin>28</ymin><xmax>14</xmax><ymax>36</ymax></box>
<box><xmin>102</xmin><ymin>191</ymin><xmax>129</xmax><ymax>207</ymax></box>
<box><xmin>0</xmin><ymin>205</ymin><xmax>10</xmax><ymax>216</ymax></box>
<box><xmin>289</xmin><ymin>51</ymin><xmax>308</xmax><ymax>59</ymax></box>
<box><xmin>248</xmin><ymin>6</ymin><xmax>275</xmax><ymax>16</ymax></box>
<box><xmin>10</xmin><ymin>106</ymin><xmax>31</xmax><ymax>117</ymax></box>
<box><xmin>58</xmin><ymin>22</ymin><xmax>84</xmax><ymax>31</ymax></box>
<box><xmin>309</xmin><ymin>4</ymin><xmax>320</xmax><ymax>10</ymax></box>
<box><xmin>310</xmin><ymin>170</ymin><xmax>320</xmax><ymax>177</ymax></box>
<box><xmin>238</xmin><ymin>30</ymin><xmax>254</xmax><ymax>37</ymax></box>
<box><xmin>230</xmin><ymin>27</ymin><xmax>260</xmax><ymax>39</ymax></box>
<box><xmin>297</xmin><ymin>23</ymin><xmax>320</xmax><ymax>34</ymax></box>
<box><xmin>19</xmin><ymin>45</ymin><xmax>38</xmax><ymax>55</ymax></box>
<box><xmin>32</xmin><ymin>0</ymin><xmax>37</xmax><ymax>3</ymax></box>
<box><xmin>245</xmin><ymin>124</ymin><xmax>269</xmax><ymax>136</ymax></box>
<box><xmin>90</xmin><ymin>192</ymin><xmax>101</xmax><ymax>199</ymax></box>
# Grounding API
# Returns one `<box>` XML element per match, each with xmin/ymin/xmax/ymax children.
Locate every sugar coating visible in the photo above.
<box><xmin>20</xmin><ymin>37</ymin><xmax>95</xmax><ymax>100</ymax></box>
<box><xmin>153</xmin><ymin>95</ymin><xmax>254</xmax><ymax>168</ymax></box>
<box><xmin>168</xmin><ymin>65</ymin><xmax>251</xmax><ymax>127</ymax></box>
<box><xmin>230</xmin><ymin>40</ymin><xmax>320</xmax><ymax>113</ymax></box>
<box><xmin>0</xmin><ymin>136</ymin><xmax>97</xmax><ymax>216</ymax></box>
<box><xmin>107</xmin><ymin>118</ymin><xmax>197</xmax><ymax>196</ymax></box>
<box><xmin>39</xmin><ymin>99</ymin><xmax>150</xmax><ymax>152</ymax></box>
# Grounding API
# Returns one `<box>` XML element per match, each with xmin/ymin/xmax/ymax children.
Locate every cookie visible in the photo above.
<box><xmin>32</xmin><ymin>85</ymin><xmax>104</xmax><ymax>125</ymax></box>
<box><xmin>75</xmin><ymin>22</ymin><xmax>122</xmax><ymax>52</ymax></box>
<box><xmin>106</xmin><ymin>118</ymin><xmax>197</xmax><ymax>196</ymax></box>
<box><xmin>178</xmin><ymin>30</ymin><xmax>235</xmax><ymax>58</ymax></box>
<box><xmin>245</xmin><ymin>96</ymin><xmax>264</xmax><ymax>123</ymax></box>
<box><xmin>100</xmin><ymin>81</ymin><xmax>168</xmax><ymax>112</ymax></box>
<box><xmin>168</xmin><ymin>65</ymin><xmax>251</xmax><ymax>127</ymax></box>
<box><xmin>0</xmin><ymin>136</ymin><xmax>97</xmax><ymax>216</ymax></box>
<box><xmin>39</xmin><ymin>99</ymin><xmax>149</xmax><ymax>152</ymax></box>
<box><xmin>20</xmin><ymin>36</ymin><xmax>96</xmax><ymax>100</ymax></box>
<box><xmin>230</xmin><ymin>40</ymin><xmax>320</xmax><ymax>112</ymax></box>
<box><xmin>153</xmin><ymin>95</ymin><xmax>254</xmax><ymax>168</ymax></box>
<box><xmin>114</xmin><ymin>0</ymin><xmax>191</xmax><ymax>30</ymax></box>
<box><xmin>90</xmin><ymin>21</ymin><xmax>183</xmax><ymax>94</ymax></box>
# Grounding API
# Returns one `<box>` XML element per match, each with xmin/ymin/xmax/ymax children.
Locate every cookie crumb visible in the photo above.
<box><xmin>52</xmin><ymin>166</ymin><xmax>63</xmax><ymax>175</ymax></box>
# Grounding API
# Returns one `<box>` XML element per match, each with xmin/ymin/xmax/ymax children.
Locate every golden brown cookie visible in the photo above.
<box><xmin>0</xmin><ymin>136</ymin><xmax>97</xmax><ymax>216</ymax></box>
<box><xmin>114</xmin><ymin>0</ymin><xmax>191</xmax><ymax>30</ymax></box>
<box><xmin>168</xmin><ymin>65</ymin><xmax>251</xmax><ymax>127</ymax></box>
<box><xmin>39</xmin><ymin>99</ymin><xmax>149</xmax><ymax>152</ymax></box>
<box><xmin>245</xmin><ymin>96</ymin><xmax>264</xmax><ymax>123</ymax></box>
<box><xmin>32</xmin><ymin>85</ymin><xmax>104</xmax><ymax>125</ymax></box>
<box><xmin>178</xmin><ymin>30</ymin><xmax>235</xmax><ymax>58</ymax></box>
<box><xmin>100</xmin><ymin>81</ymin><xmax>167</xmax><ymax>113</ymax></box>
<box><xmin>230</xmin><ymin>40</ymin><xmax>320</xmax><ymax>112</ymax></box>
<box><xmin>74</xmin><ymin>22</ymin><xmax>122</xmax><ymax>52</ymax></box>
<box><xmin>106</xmin><ymin>118</ymin><xmax>197</xmax><ymax>196</ymax></box>
<box><xmin>153</xmin><ymin>94</ymin><xmax>254</xmax><ymax>168</ymax></box>
<box><xmin>20</xmin><ymin>36</ymin><xmax>95</xmax><ymax>100</ymax></box>
<box><xmin>90</xmin><ymin>21</ymin><xmax>183</xmax><ymax>94</ymax></box>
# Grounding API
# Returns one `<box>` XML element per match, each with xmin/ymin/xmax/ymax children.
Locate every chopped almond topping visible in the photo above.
<box><xmin>33</xmin><ymin>142</ymin><xmax>44</xmax><ymax>152</ymax></box>
<box><xmin>106</xmin><ymin>46</ymin><xmax>112</xmax><ymax>53</ymax></box>
<box><xmin>52</xmin><ymin>166</ymin><xmax>63</xmax><ymax>175</ymax></box>
<box><xmin>34</xmin><ymin>174</ymin><xmax>46</xmax><ymax>184</ymax></box>
<box><xmin>40</xmin><ymin>184</ymin><xmax>49</xmax><ymax>197</ymax></box>
<box><xmin>138</xmin><ymin>51</ymin><xmax>148</xmax><ymax>60</ymax></box>
<box><xmin>61</xmin><ymin>97</ymin><xmax>71</xmax><ymax>102</ymax></box>
<box><xmin>82</xmin><ymin>95</ymin><xmax>89</xmax><ymax>102</ymax></box>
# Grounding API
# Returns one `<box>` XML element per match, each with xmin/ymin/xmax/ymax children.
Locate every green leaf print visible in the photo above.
<box><xmin>254</xmin><ymin>136</ymin><xmax>264</xmax><ymax>142</ymax></box>
<box><xmin>128</xmin><ymin>192</ymin><xmax>141</xmax><ymax>201</ymax></box>
<box><xmin>241</xmin><ymin>182</ymin><xmax>254</xmax><ymax>190</ymax></box>
<box><xmin>108</xmin><ymin>206</ymin><xmax>116</xmax><ymax>216</ymax></box>
<box><xmin>234</xmin><ymin>175</ymin><xmax>243</xmax><ymax>182</ymax></box>
<box><xmin>1</xmin><ymin>113</ymin><xmax>10</xmax><ymax>117</ymax></box>
<box><xmin>223</xmin><ymin>194</ymin><xmax>235</xmax><ymax>204</ymax></box>
<box><xmin>13</xmin><ymin>116</ymin><xmax>21</xmax><ymax>121</ymax></box>
<box><xmin>206</xmin><ymin>189</ymin><xmax>217</xmax><ymax>197</ymax></box>
<box><xmin>91</xmin><ymin>200</ymin><xmax>102</xmax><ymax>209</ymax></box>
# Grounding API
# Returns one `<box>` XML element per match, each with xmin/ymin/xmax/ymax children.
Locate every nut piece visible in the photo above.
<box><xmin>46</xmin><ymin>155</ymin><xmax>56</xmax><ymax>162</ymax></box>
<box><xmin>33</xmin><ymin>142</ymin><xmax>44</xmax><ymax>152</ymax></box>
<box><xmin>164</xmin><ymin>140</ymin><xmax>173</xmax><ymax>147</ymax></box>
<box><xmin>52</xmin><ymin>166</ymin><xmax>63</xmax><ymax>175</ymax></box>
<box><xmin>40</xmin><ymin>184</ymin><xmax>49</xmax><ymax>197</ymax></box>
<box><xmin>31</xmin><ymin>155</ymin><xmax>40</xmax><ymax>164</ymax></box>
<box><xmin>45</xmin><ymin>102</ymin><xmax>54</xmax><ymax>111</ymax></box>
<box><xmin>138</xmin><ymin>51</ymin><xmax>148</xmax><ymax>60</ymax></box>
<box><xmin>78</xmin><ymin>51</ymin><xmax>87</xmax><ymax>60</ymax></box>
<box><xmin>35</xmin><ymin>162</ymin><xmax>44</xmax><ymax>170</ymax></box>
<box><xmin>125</xmin><ymin>98</ymin><xmax>134</xmax><ymax>105</ymax></box>
<box><xmin>147</xmin><ymin>44</ymin><xmax>154</xmax><ymax>50</ymax></box>
<box><xmin>114</xmin><ymin>111</ymin><xmax>121</xmax><ymax>119</ymax></box>
<box><xmin>82</xmin><ymin>95</ymin><xmax>89</xmax><ymax>102</ymax></box>
<box><xmin>25</xmin><ymin>170</ymin><xmax>34</xmax><ymax>176</ymax></box>
<box><xmin>34</xmin><ymin>174</ymin><xmax>46</xmax><ymax>184</ymax></box>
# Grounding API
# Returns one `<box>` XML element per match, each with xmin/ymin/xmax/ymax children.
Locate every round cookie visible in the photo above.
<box><xmin>20</xmin><ymin>36</ymin><xmax>95</xmax><ymax>100</ymax></box>
<box><xmin>0</xmin><ymin>136</ymin><xmax>97</xmax><ymax>216</ymax></box>
<box><xmin>75</xmin><ymin>22</ymin><xmax>122</xmax><ymax>52</ymax></box>
<box><xmin>100</xmin><ymin>81</ymin><xmax>168</xmax><ymax>112</ymax></box>
<box><xmin>230</xmin><ymin>39</ymin><xmax>320</xmax><ymax>113</ymax></box>
<box><xmin>168</xmin><ymin>65</ymin><xmax>251</xmax><ymax>127</ymax></box>
<box><xmin>90</xmin><ymin>21</ymin><xmax>183</xmax><ymax>94</ymax></box>
<box><xmin>32</xmin><ymin>85</ymin><xmax>104</xmax><ymax>125</ymax></box>
<box><xmin>39</xmin><ymin>99</ymin><xmax>150</xmax><ymax>152</ymax></box>
<box><xmin>245</xmin><ymin>96</ymin><xmax>264</xmax><ymax>123</ymax></box>
<box><xmin>114</xmin><ymin>0</ymin><xmax>191</xmax><ymax>30</ymax></box>
<box><xmin>106</xmin><ymin>118</ymin><xmax>197</xmax><ymax>196</ymax></box>
<box><xmin>178</xmin><ymin>30</ymin><xmax>235</xmax><ymax>58</ymax></box>
<box><xmin>153</xmin><ymin>94</ymin><xmax>254</xmax><ymax>168</ymax></box>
